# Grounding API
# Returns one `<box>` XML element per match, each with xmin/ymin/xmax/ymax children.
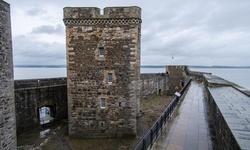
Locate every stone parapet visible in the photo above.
<box><xmin>104</xmin><ymin>7</ymin><xmax>141</xmax><ymax>18</ymax></box>
<box><xmin>140</xmin><ymin>73</ymin><xmax>168</xmax><ymax>99</ymax></box>
<box><xmin>63</xmin><ymin>6</ymin><xmax>141</xmax><ymax>26</ymax></box>
<box><xmin>14</xmin><ymin>77</ymin><xmax>67</xmax><ymax>89</ymax></box>
<box><xmin>64</xmin><ymin>6</ymin><xmax>141</xmax><ymax>19</ymax></box>
<box><xmin>204</xmin><ymin>74</ymin><xmax>250</xmax><ymax>150</ymax></box>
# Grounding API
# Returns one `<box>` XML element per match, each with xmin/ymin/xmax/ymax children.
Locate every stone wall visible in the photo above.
<box><xmin>64</xmin><ymin>6</ymin><xmax>141</xmax><ymax>138</ymax></box>
<box><xmin>140</xmin><ymin>73</ymin><xmax>168</xmax><ymax>99</ymax></box>
<box><xmin>186</xmin><ymin>67</ymin><xmax>211</xmax><ymax>79</ymax></box>
<box><xmin>203</xmin><ymin>74</ymin><xmax>250</xmax><ymax>149</ymax></box>
<box><xmin>206</xmin><ymin>90</ymin><xmax>240</xmax><ymax>149</ymax></box>
<box><xmin>166</xmin><ymin>66</ymin><xmax>189</xmax><ymax>95</ymax></box>
<box><xmin>14</xmin><ymin>77</ymin><xmax>67</xmax><ymax>89</ymax></box>
<box><xmin>14</xmin><ymin>78</ymin><xmax>67</xmax><ymax>134</ymax></box>
<box><xmin>0</xmin><ymin>0</ymin><xmax>17</xmax><ymax>149</ymax></box>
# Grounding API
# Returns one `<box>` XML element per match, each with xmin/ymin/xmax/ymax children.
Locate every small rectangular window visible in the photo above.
<box><xmin>99</xmin><ymin>121</ymin><xmax>105</xmax><ymax>131</ymax></box>
<box><xmin>108</xmin><ymin>73</ymin><xmax>112</xmax><ymax>83</ymax></box>
<box><xmin>100</xmin><ymin>98</ymin><xmax>106</xmax><ymax>109</ymax></box>
<box><xmin>99</xmin><ymin>47</ymin><xmax>104</xmax><ymax>57</ymax></box>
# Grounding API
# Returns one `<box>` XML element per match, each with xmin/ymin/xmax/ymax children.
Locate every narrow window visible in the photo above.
<box><xmin>119</xmin><ymin>102</ymin><xmax>122</xmax><ymax>107</ymax></box>
<box><xmin>108</xmin><ymin>73</ymin><xmax>112</xmax><ymax>84</ymax></box>
<box><xmin>99</xmin><ymin>47</ymin><xmax>105</xmax><ymax>57</ymax></box>
<box><xmin>99</xmin><ymin>121</ymin><xmax>105</xmax><ymax>131</ymax></box>
<box><xmin>100</xmin><ymin>98</ymin><xmax>106</xmax><ymax>109</ymax></box>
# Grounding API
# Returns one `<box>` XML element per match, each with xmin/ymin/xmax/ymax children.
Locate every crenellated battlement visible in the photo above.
<box><xmin>103</xmin><ymin>6</ymin><xmax>141</xmax><ymax>19</ymax></box>
<box><xmin>64</xmin><ymin>6</ymin><xmax>141</xmax><ymax>19</ymax></box>
<box><xmin>63</xmin><ymin>6</ymin><xmax>141</xmax><ymax>26</ymax></box>
<box><xmin>64</xmin><ymin>7</ymin><xmax>101</xmax><ymax>19</ymax></box>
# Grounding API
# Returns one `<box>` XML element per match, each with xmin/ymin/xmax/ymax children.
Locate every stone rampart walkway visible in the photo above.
<box><xmin>209</xmin><ymin>86</ymin><xmax>250</xmax><ymax>149</ymax></box>
<box><xmin>204</xmin><ymin>74</ymin><xmax>250</xmax><ymax>149</ymax></box>
<box><xmin>152</xmin><ymin>81</ymin><xmax>213</xmax><ymax>150</ymax></box>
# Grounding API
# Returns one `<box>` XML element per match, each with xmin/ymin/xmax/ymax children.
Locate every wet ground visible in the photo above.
<box><xmin>152</xmin><ymin>81</ymin><xmax>220</xmax><ymax>150</ymax></box>
<box><xmin>17</xmin><ymin>95</ymin><xmax>174</xmax><ymax>150</ymax></box>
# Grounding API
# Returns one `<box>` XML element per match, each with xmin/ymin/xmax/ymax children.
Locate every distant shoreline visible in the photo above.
<box><xmin>14</xmin><ymin>65</ymin><xmax>250</xmax><ymax>69</ymax></box>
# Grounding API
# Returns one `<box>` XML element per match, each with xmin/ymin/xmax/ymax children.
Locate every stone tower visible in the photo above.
<box><xmin>0</xmin><ymin>0</ymin><xmax>17</xmax><ymax>149</ymax></box>
<box><xmin>63</xmin><ymin>6</ymin><xmax>141</xmax><ymax>138</ymax></box>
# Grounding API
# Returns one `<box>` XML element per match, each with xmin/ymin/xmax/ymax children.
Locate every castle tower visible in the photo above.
<box><xmin>0</xmin><ymin>0</ymin><xmax>17</xmax><ymax>149</ymax></box>
<box><xmin>63</xmin><ymin>6</ymin><xmax>141</xmax><ymax>138</ymax></box>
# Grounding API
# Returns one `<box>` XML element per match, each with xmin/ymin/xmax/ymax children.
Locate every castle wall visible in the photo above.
<box><xmin>64</xmin><ymin>6</ymin><xmax>141</xmax><ymax>138</ymax></box>
<box><xmin>14</xmin><ymin>78</ymin><xmax>67</xmax><ymax>134</ymax></box>
<box><xmin>0</xmin><ymin>0</ymin><xmax>17</xmax><ymax>149</ymax></box>
<box><xmin>166</xmin><ymin>66</ymin><xmax>189</xmax><ymax>95</ymax></box>
<box><xmin>140</xmin><ymin>73</ymin><xmax>168</xmax><ymax>99</ymax></box>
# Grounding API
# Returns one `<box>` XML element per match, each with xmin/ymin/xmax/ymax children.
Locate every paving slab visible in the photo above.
<box><xmin>209</xmin><ymin>86</ymin><xmax>250</xmax><ymax>149</ymax></box>
<box><xmin>152</xmin><ymin>81</ymin><xmax>213</xmax><ymax>150</ymax></box>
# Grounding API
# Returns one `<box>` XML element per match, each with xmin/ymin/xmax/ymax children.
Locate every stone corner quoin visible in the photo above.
<box><xmin>63</xmin><ymin>6</ymin><xmax>142</xmax><ymax>138</ymax></box>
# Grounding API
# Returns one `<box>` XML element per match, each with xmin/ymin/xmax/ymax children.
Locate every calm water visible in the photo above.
<box><xmin>14</xmin><ymin>67</ymin><xmax>250</xmax><ymax>90</ymax></box>
<box><xmin>190</xmin><ymin>68</ymin><xmax>250</xmax><ymax>90</ymax></box>
<box><xmin>14</xmin><ymin>67</ymin><xmax>66</xmax><ymax>79</ymax></box>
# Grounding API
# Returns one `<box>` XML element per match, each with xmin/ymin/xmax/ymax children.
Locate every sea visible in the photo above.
<box><xmin>14</xmin><ymin>67</ymin><xmax>250</xmax><ymax>90</ymax></box>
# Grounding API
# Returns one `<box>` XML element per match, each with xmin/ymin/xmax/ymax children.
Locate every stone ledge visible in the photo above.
<box><xmin>204</xmin><ymin>74</ymin><xmax>250</xmax><ymax>150</ymax></box>
<box><xmin>63</xmin><ymin>18</ymin><xmax>141</xmax><ymax>26</ymax></box>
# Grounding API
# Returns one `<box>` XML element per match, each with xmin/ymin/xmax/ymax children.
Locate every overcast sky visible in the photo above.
<box><xmin>6</xmin><ymin>0</ymin><xmax>250</xmax><ymax>66</ymax></box>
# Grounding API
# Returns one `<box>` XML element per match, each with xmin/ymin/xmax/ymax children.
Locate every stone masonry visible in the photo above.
<box><xmin>0</xmin><ymin>0</ymin><xmax>17</xmax><ymax>149</ymax></box>
<box><xmin>14</xmin><ymin>78</ymin><xmax>67</xmax><ymax>135</ymax></box>
<box><xmin>140</xmin><ymin>73</ymin><xmax>168</xmax><ymax>99</ymax></box>
<box><xmin>166</xmin><ymin>66</ymin><xmax>189</xmax><ymax>95</ymax></box>
<box><xmin>64</xmin><ymin>6</ymin><xmax>141</xmax><ymax>138</ymax></box>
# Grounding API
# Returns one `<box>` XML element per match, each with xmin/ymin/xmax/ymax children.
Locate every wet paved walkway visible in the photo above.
<box><xmin>152</xmin><ymin>81</ymin><xmax>212</xmax><ymax>150</ymax></box>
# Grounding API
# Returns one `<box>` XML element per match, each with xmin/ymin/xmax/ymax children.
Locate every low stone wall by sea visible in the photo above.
<box><xmin>204</xmin><ymin>74</ymin><xmax>250</xmax><ymax>150</ymax></box>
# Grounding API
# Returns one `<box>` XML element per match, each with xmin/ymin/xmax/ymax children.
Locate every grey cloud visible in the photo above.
<box><xmin>140</xmin><ymin>0</ymin><xmax>250</xmax><ymax>66</ymax></box>
<box><xmin>31</xmin><ymin>24</ymin><xmax>64</xmax><ymax>34</ymax></box>
<box><xmin>13</xmin><ymin>35</ymin><xmax>66</xmax><ymax>65</ymax></box>
<box><xmin>203</xmin><ymin>1</ymin><xmax>250</xmax><ymax>32</ymax></box>
<box><xmin>26</xmin><ymin>7</ymin><xmax>47</xmax><ymax>16</ymax></box>
<box><xmin>7</xmin><ymin>0</ymin><xmax>250</xmax><ymax>66</ymax></box>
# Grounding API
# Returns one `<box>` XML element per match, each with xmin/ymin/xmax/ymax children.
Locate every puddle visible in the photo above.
<box><xmin>17</xmin><ymin>124</ymin><xmax>59</xmax><ymax>146</ymax></box>
<box><xmin>39</xmin><ymin>106</ymin><xmax>55</xmax><ymax>125</ymax></box>
<box><xmin>40</xmin><ymin>129</ymin><xmax>50</xmax><ymax>138</ymax></box>
<box><xmin>40</xmin><ymin>117</ymin><xmax>54</xmax><ymax>125</ymax></box>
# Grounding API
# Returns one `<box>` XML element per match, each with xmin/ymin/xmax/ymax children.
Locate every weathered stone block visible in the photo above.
<box><xmin>166</xmin><ymin>66</ymin><xmax>189</xmax><ymax>95</ymax></box>
<box><xmin>0</xmin><ymin>0</ymin><xmax>17</xmax><ymax>149</ymax></box>
<box><xmin>14</xmin><ymin>78</ymin><xmax>67</xmax><ymax>135</ymax></box>
<box><xmin>64</xmin><ymin>6</ymin><xmax>141</xmax><ymax>138</ymax></box>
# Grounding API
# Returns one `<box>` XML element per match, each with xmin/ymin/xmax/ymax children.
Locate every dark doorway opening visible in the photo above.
<box><xmin>181</xmin><ymin>81</ymin><xmax>185</xmax><ymax>88</ymax></box>
<box><xmin>39</xmin><ymin>106</ymin><xmax>56</xmax><ymax>125</ymax></box>
<box><xmin>159</xmin><ymin>89</ymin><xmax>161</xmax><ymax>95</ymax></box>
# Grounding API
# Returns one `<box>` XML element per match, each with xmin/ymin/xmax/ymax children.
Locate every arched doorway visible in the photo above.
<box><xmin>39</xmin><ymin>105</ymin><xmax>56</xmax><ymax>125</ymax></box>
<box><xmin>159</xmin><ymin>89</ymin><xmax>162</xmax><ymax>96</ymax></box>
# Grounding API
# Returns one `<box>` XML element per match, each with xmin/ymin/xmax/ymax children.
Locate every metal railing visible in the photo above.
<box><xmin>134</xmin><ymin>79</ymin><xmax>192</xmax><ymax>150</ymax></box>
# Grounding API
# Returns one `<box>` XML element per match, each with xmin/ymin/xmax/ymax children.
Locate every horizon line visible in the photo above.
<box><xmin>14</xmin><ymin>65</ymin><xmax>250</xmax><ymax>68</ymax></box>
